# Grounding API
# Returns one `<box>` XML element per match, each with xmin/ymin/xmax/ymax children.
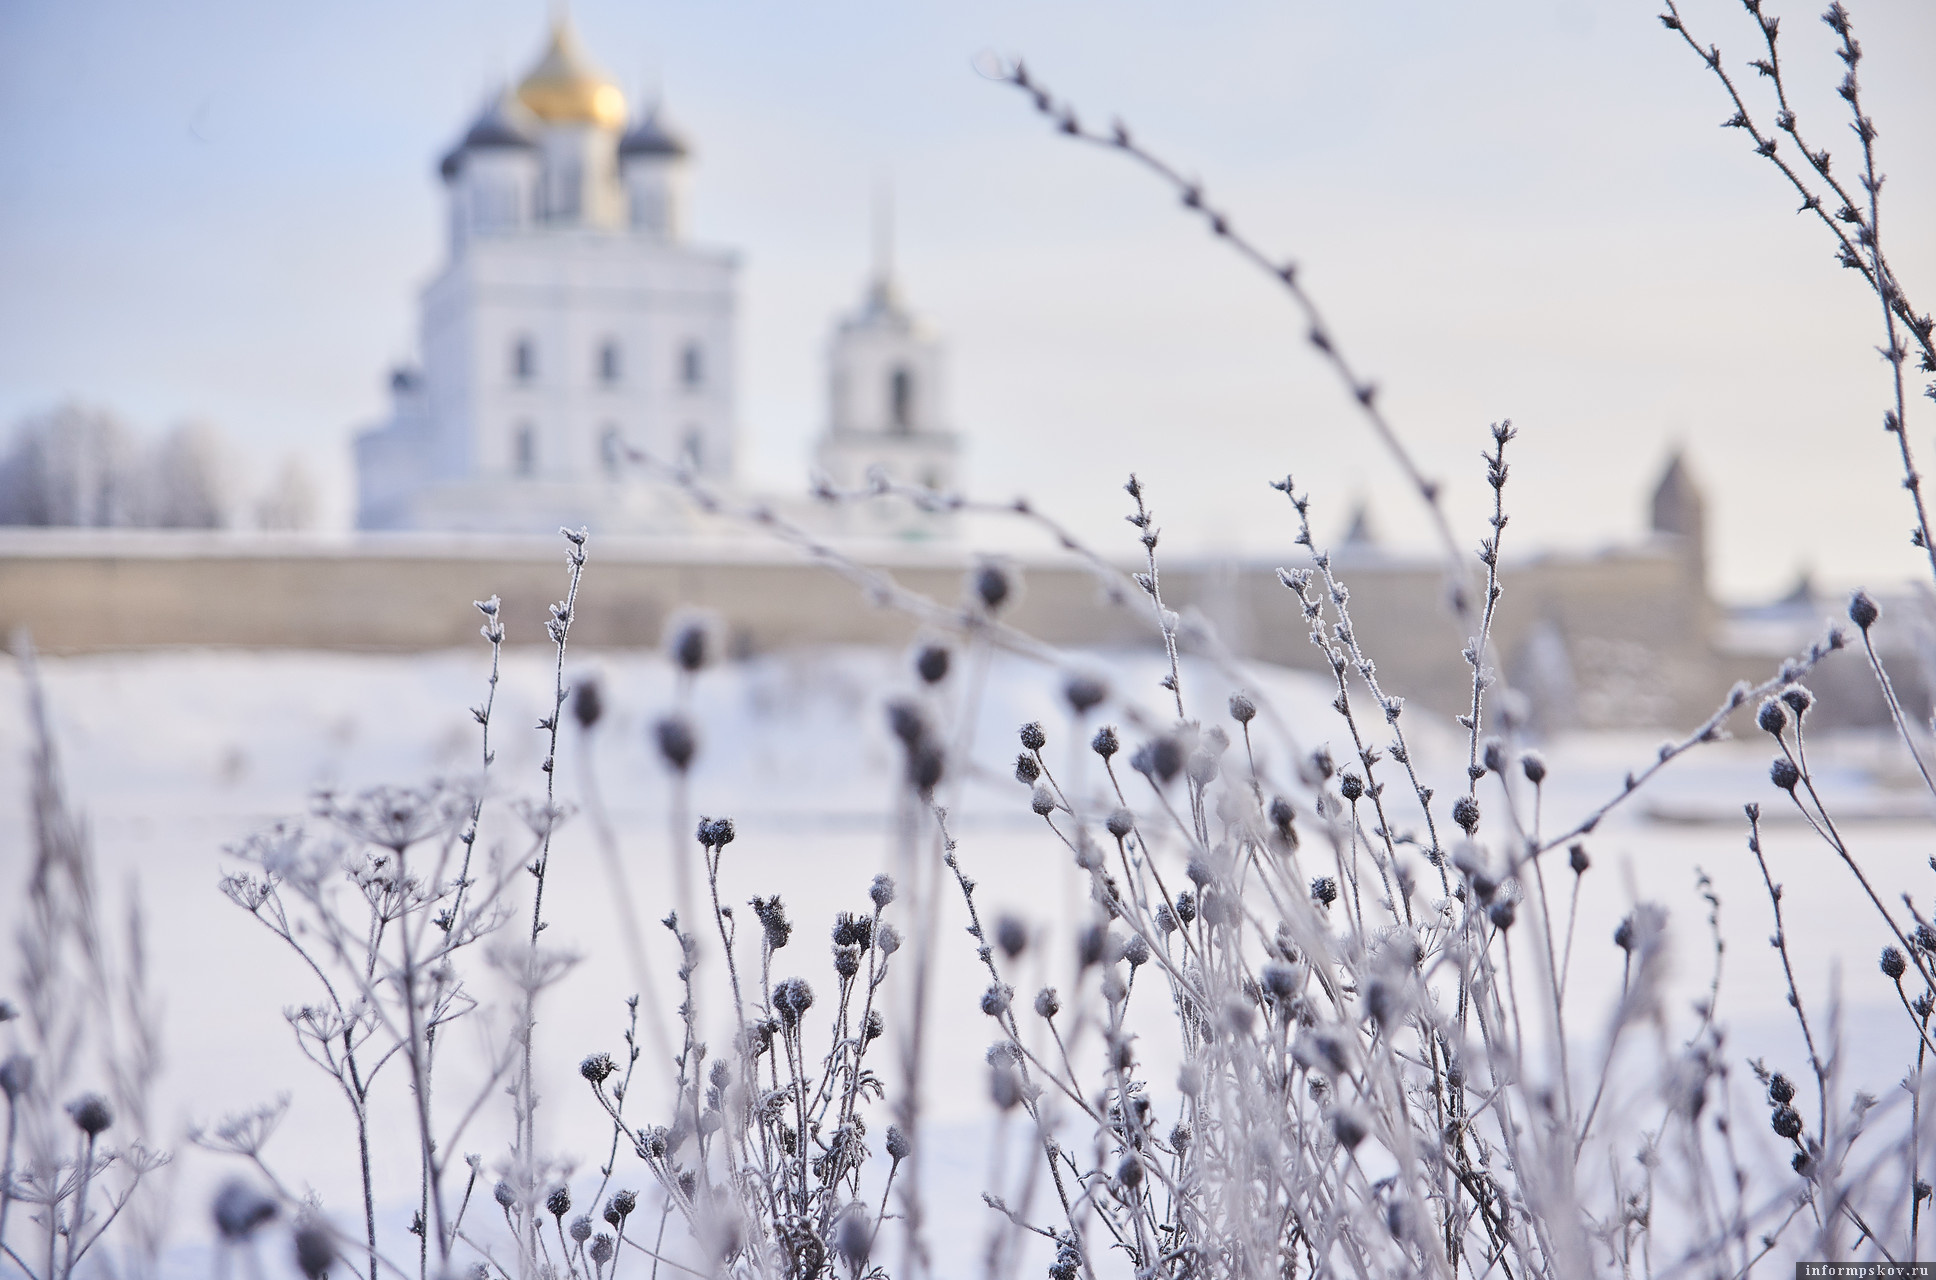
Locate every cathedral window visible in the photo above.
<box><xmin>681</xmin><ymin>342</ymin><xmax>705</xmax><ymax>389</ymax></box>
<box><xmin>599</xmin><ymin>341</ymin><xmax>621</xmax><ymax>384</ymax></box>
<box><xmin>600</xmin><ymin>426</ymin><xmax>623</xmax><ymax>475</ymax></box>
<box><xmin>890</xmin><ymin>367</ymin><xmax>914</xmax><ymax>433</ymax></box>
<box><xmin>513</xmin><ymin>338</ymin><xmax>536</xmax><ymax>383</ymax></box>
<box><xmin>680</xmin><ymin>428</ymin><xmax>704</xmax><ymax>471</ymax></box>
<box><xmin>514</xmin><ymin>424</ymin><xmax>537</xmax><ymax>476</ymax></box>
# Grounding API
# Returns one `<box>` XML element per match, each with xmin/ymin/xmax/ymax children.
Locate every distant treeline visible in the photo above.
<box><xmin>0</xmin><ymin>402</ymin><xmax>316</xmax><ymax>531</ymax></box>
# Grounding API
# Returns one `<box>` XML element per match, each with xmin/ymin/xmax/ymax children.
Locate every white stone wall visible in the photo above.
<box><xmin>450</xmin><ymin>149</ymin><xmax>538</xmax><ymax>250</ymax></box>
<box><xmin>623</xmin><ymin>156</ymin><xmax>684</xmax><ymax>239</ymax></box>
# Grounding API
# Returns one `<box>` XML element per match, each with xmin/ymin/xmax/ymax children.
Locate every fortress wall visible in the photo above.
<box><xmin>0</xmin><ymin>534</ymin><xmax>1147</xmax><ymax>654</ymax></box>
<box><xmin>0</xmin><ymin>531</ymin><xmax>1724</xmax><ymax>728</ymax></box>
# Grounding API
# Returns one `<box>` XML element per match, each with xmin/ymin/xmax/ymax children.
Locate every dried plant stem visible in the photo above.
<box><xmin>529</xmin><ymin>530</ymin><xmax>589</xmax><ymax>947</ymax></box>
<box><xmin>61</xmin><ymin>1131</ymin><xmax>99</xmax><ymax>1279</ymax></box>
<box><xmin>396</xmin><ymin>840</ymin><xmax>446</xmax><ymax>1277</ymax></box>
<box><xmin>1276</xmin><ymin>478</ymin><xmax>1448</xmax><ymax>893</ymax></box>
<box><xmin>1538</xmin><ymin>630</ymin><xmax>1844</xmax><ymax>854</ymax></box>
<box><xmin>577</xmin><ymin>743</ymin><xmax>675</xmax><ymax>1078</ymax></box>
<box><xmin>1122</xmin><ymin>477</ymin><xmax>1185</xmax><ymax>721</ymax></box>
<box><xmin>1462</xmin><ymin>424</ymin><xmax>1516</xmax><ymax>789</ymax></box>
<box><xmin>989</xmin><ymin>57</ymin><xmax>1479</xmax><ymax>626</ymax></box>
<box><xmin>1773</xmin><ymin>730</ymin><xmax>1932</xmax><ymax>997</ymax></box>
<box><xmin>1858</xmin><ymin>627</ymin><xmax>1936</xmax><ymax>797</ymax></box>
<box><xmin>0</xmin><ymin>1091</ymin><xmax>16</xmax><ymax>1249</ymax></box>
<box><xmin>1659</xmin><ymin>1</ymin><xmax>1936</xmax><ymax>584</ymax></box>
<box><xmin>812</xmin><ymin>473</ymin><xmax>1135</xmax><ymax>610</ymax></box>
<box><xmin>1656</xmin><ymin>2</ymin><xmax>1932</xmax><ymax>368</ymax></box>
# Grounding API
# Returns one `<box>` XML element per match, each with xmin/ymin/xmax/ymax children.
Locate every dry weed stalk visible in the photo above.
<box><xmin>1</xmin><ymin>640</ymin><xmax>169</xmax><ymax>1280</ymax></box>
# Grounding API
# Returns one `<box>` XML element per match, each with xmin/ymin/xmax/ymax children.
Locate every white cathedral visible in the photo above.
<box><xmin>354</xmin><ymin>19</ymin><xmax>959</xmax><ymax>538</ymax></box>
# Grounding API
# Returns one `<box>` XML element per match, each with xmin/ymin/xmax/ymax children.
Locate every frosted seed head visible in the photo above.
<box><xmin>654</xmin><ymin>716</ymin><xmax>697</xmax><ymax>772</ymax></box>
<box><xmin>571</xmin><ymin>677</ymin><xmax>604</xmax><ymax>730</ymax></box>
<box><xmin>0</xmin><ymin>1054</ymin><xmax>30</xmax><ymax>1100</ymax></box>
<box><xmin>974</xmin><ymin>563</ymin><xmax>1013</xmax><ymax>612</ymax></box>
<box><xmin>66</xmin><ymin>1092</ymin><xmax>113</xmax><ymax>1137</ymax></box>
<box><xmin>1064</xmin><ymin>674</ymin><xmax>1108</xmax><ymax>715</ymax></box>
<box><xmin>212</xmin><ymin>1178</ymin><xmax>278</xmax><ymax>1241</ymax></box>
<box><xmin>915</xmin><ymin>645</ymin><xmax>951</xmax><ymax>685</ymax></box>
<box><xmin>1332</xmin><ymin>1109</ymin><xmax>1367</xmax><ymax>1151</ymax></box>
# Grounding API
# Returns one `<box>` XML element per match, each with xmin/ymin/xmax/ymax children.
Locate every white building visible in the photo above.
<box><xmin>356</xmin><ymin>18</ymin><xmax>962</xmax><ymax>539</ymax></box>
<box><xmin>814</xmin><ymin>266</ymin><xmax>961</xmax><ymax>539</ymax></box>
<box><xmin>355</xmin><ymin>21</ymin><xmax>735</xmax><ymax>533</ymax></box>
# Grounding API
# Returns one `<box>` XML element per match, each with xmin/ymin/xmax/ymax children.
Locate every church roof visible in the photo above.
<box><xmin>1649</xmin><ymin>449</ymin><xmax>1704</xmax><ymax>539</ymax></box>
<box><xmin>1777</xmin><ymin>567</ymin><xmax>1816</xmax><ymax>607</ymax></box>
<box><xmin>463</xmin><ymin>103</ymin><xmax>536</xmax><ymax>150</ymax></box>
<box><xmin>620</xmin><ymin>111</ymin><xmax>688</xmax><ymax>159</ymax></box>
<box><xmin>516</xmin><ymin>20</ymin><xmax>627</xmax><ymax>129</ymax></box>
<box><xmin>438</xmin><ymin>95</ymin><xmax>537</xmax><ymax>180</ymax></box>
<box><xmin>1341</xmin><ymin>500</ymin><xmax>1378</xmax><ymax>547</ymax></box>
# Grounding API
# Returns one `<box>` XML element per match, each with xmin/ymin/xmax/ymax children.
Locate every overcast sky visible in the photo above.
<box><xmin>1</xmin><ymin>0</ymin><xmax>1932</xmax><ymax>600</ymax></box>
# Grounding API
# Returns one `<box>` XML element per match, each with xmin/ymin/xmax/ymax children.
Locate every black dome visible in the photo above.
<box><xmin>620</xmin><ymin>113</ymin><xmax>688</xmax><ymax>159</ymax></box>
<box><xmin>440</xmin><ymin>97</ymin><xmax>537</xmax><ymax>181</ymax></box>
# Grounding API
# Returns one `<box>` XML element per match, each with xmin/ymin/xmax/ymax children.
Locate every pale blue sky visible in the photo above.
<box><xmin>1</xmin><ymin>0</ymin><xmax>1932</xmax><ymax>599</ymax></box>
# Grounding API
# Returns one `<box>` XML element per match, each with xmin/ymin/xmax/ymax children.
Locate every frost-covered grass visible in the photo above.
<box><xmin>4</xmin><ymin>635</ymin><xmax>1935</xmax><ymax>1280</ymax></box>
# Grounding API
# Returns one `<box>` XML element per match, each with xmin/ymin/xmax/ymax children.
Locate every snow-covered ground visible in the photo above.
<box><xmin>1</xmin><ymin>641</ymin><xmax>1930</xmax><ymax>1275</ymax></box>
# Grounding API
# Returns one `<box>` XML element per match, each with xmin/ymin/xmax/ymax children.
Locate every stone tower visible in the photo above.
<box><xmin>812</xmin><ymin>244</ymin><xmax>960</xmax><ymax>539</ymax></box>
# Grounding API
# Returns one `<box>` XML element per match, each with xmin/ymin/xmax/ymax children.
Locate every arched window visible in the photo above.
<box><xmin>512</xmin><ymin>337</ymin><xmax>536</xmax><ymax>383</ymax></box>
<box><xmin>889</xmin><ymin>366</ymin><xmax>914</xmax><ymax>433</ymax></box>
<box><xmin>598</xmin><ymin>341</ymin><xmax>621</xmax><ymax>384</ymax></box>
<box><xmin>681</xmin><ymin>342</ymin><xmax>704</xmax><ymax>389</ymax></box>
<box><xmin>600</xmin><ymin>425</ymin><xmax>623</xmax><ymax>475</ymax></box>
<box><xmin>514</xmin><ymin>424</ymin><xmax>536</xmax><ymax>476</ymax></box>
<box><xmin>680</xmin><ymin>428</ymin><xmax>704</xmax><ymax>471</ymax></box>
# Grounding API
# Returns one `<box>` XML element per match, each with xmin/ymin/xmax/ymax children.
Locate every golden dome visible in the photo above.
<box><xmin>516</xmin><ymin>20</ymin><xmax>627</xmax><ymax>129</ymax></box>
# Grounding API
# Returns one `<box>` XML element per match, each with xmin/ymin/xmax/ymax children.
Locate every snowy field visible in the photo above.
<box><xmin>1</xmin><ymin>641</ymin><xmax>1931</xmax><ymax>1275</ymax></box>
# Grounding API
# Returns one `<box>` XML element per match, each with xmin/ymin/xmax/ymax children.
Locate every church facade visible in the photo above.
<box><xmin>355</xmin><ymin>20</ymin><xmax>955</xmax><ymax>538</ymax></box>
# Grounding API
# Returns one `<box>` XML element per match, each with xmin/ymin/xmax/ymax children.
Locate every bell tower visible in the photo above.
<box><xmin>813</xmin><ymin>211</ymin><xmax>960</xmax><ymax>538</ymax></box>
